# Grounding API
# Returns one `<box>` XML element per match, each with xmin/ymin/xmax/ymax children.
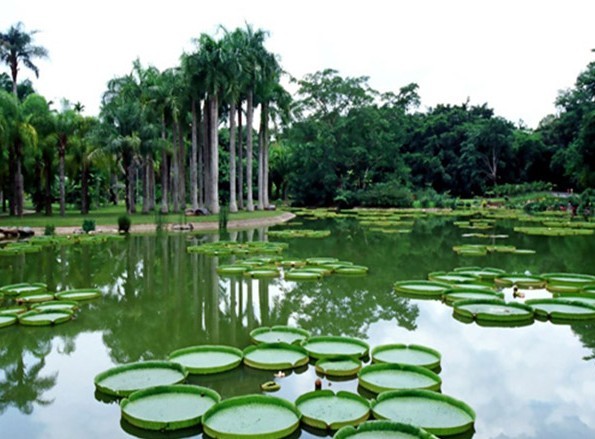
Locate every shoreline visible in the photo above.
<box><xmin>27</xmin><ymin>212</ymin><xmax>297</xmax><ymax>236</ymax></box>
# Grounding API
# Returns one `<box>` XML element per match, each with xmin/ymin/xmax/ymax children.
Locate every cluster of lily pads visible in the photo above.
<box><xmin>394</xmin><ymin>267</ymin><xmax>595</xmax><ymax>326</ymax></box>
<box><xmin>94</xmin><ymin>325</ymin><xmax>476</xmax><ymax>438</ymax></box>
<box><xmin>0</xmin><ymin>282</ymin><xmax>101</xmax><ymax>328</ymax></box>
<box><xmin>452</xmin><ymin>244</ymin><xmax>535</xmax><ymax>256</ymax></box>
<box><xmin>0</xmin><ymin>233</ymin><xmax>125</xmax><ymax>256</ymax></box>
<box><xmin>267</xmin><ymin>229</ymin><xmax>331</xmax><ymax>239</ymax></box>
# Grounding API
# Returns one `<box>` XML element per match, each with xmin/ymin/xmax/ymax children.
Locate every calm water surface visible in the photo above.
<box><xmin>1</xmin><ymin>213</ymin><xmax>594</xmax><ymax>438</ymax></box>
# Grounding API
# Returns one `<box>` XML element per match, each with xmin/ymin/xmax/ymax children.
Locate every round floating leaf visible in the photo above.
<box><xmin>315</xmin><ymin>356</ymin><xmax>362</xmax><ymax>377</ymax></box>
<box><xmin>243</xmin><ymin>342</ymin><xmax>309</xmax><ymax>370</ymax></box>
<box><xmin>335</xmin><ymin>420</ymin><xmax>439</xmax><ymax>439</ymax></box>
<box><xmin>243</xmin><ymin>269</ymin><xmax>280</xmax><ymax>279</ymax></box>
<box><xmin>358</xmin><ymin>363</ymin><xmax>441</xmax><ymax>393</ymax></box>
<box><xmin>302</xmin><ymin>336</ymin><xmax>369</xmax><ymax>360</ymax></box>
<box><xmin>541</xmin><ymin>272</ymin><xmax>595</xmax><ymax>288</ymax></box>
<box><xmin>452</xmin><ymin>266</ymin><xmax>505</xmax><ymax>280</ymax></box>
<box><xmin>453</xmin><ymin>299</ymin><xmax>534</xmax><ymax>325</ymax></box>
<box><xmin>16</xmin><ymin>292</ymin><xmax>55</xmax><ymax>303</ymax></box>
<box><xmin>494</xmin><ymin>275</ymin><xmax>545</xmax><ymax>289</ymax></box>
<box><xmin>372</xmin><ymin>344</ymin><xmax>441</xmax><ymax>370</ymax></box>
<box><xmin>202</xmin><ymin>394</ymin><xmax>301</xmax><ymax>439</ymax></box>
<box><xmin>393</xmin><ymin>280</ymin><xmax>452</xmax><ymax>298</ymax></box>
<box><xmin>31</xmin><ymin>300</ymin><xmax>79</xmax><ymax>312</ymax></box>
<box><xmin>55</xmin><ymin>288</ymin><xmax>101</xmax><ymax>301</ymax></box>
<box><xmin>250</xmin><ymin>326</ymin><xmax>310</xmax><ymax>345</ymax></box>
<box><xmin>553</xmin><ymin>292</ymin><xmax>595</xmax><ymax>307</ymax></box>
<box><xmin>442</xmin><ymin>289</ymin><xmax>504</xmax><ymax>305</ymax></box>
<box><xmin>216</xmin><ymin>264</ymin><xmax>249</xmax><ymax>276</ymax></box>
<box><xmin>0</xmin><ymin>282</ymin><xmax>47</xmax><ymax>296</ymax></box>
<box><xmin>94</xmin><ymin>361</ymin><xmax>188</xmax><ymax>397</ymax></box>
<box><xmin>120</xmin><ymin>384</ymin><xmax>220</xmax><ymax>431</ymax></box>
<box><xmin>18</xmin><ymin>309</ymin><xmax>73</xmax><ymax>326</ymax></box>
<box><xmin>526</xmin><ymin>298</ymin><xmax>595</xmax><ymax>322</ymax></box>
<box><xmin>0</xmin><ymin>313</ymin><xmax>18</xmax><ymax>328</ymax></box>
<box><xmin>0</xmin><ymin>306</ymin><xmax>26</xmax><ymax>315</ymax></box>
<box><xmin>296</xmin><ymin>390</ymin><xmax>370</xmax><ymax>430</ymax></box>
<box><xmin>372</xmin><ymin>389</ymin><xmax>476</xmax><ymax>436</ymax></box>
<box><xmin>583</xmin><ymin>284</ymin><xmax>595</xmax><ymax>294</ymax></box>
<box><xmin>428</xmin><ymin>272</ymin><xmax>479</xmax><ymax>284</ymax></box>
<box><xmin>335</xmin><ymin>265</ymin><xmax>369</xmax><ymax>276</ymax></box>
<box><xmin>283</xmin><ymin>269</ymin><xmax>323</xmax><ymax>281</ymax></box>
<box><xmin>168</xmin><ymin>345</ymin><xmax>243</xmax><ymax>374</ymax></box>
<box><xmin>306</xmin><ymin>257</ymin><xmax>339</xmax><ymax>265</ymax></box>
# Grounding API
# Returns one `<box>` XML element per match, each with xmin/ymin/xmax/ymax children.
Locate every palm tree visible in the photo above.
<box><xmin>0</xmin><ymin>22</ymin><xmax>48</xmax><ymax>97</ymax></box>
<box><xmin>54</xmin><ymin>106</ymin><xmax>78</xmax><ymax>216</ymax></box>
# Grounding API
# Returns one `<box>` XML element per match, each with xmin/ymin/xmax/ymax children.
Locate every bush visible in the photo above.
<box><xmin>82</xmin><ymin>219</ymin><xmax>96</xmax><ymax>234</ymax></box>
<box><xmin>118</xmin><ymin>215</ymin><xmax>131</xmax><ymax>233</ymax></box>
<box><xmin>354</xmin><ymin>183</ymin><xmax>413</xmax><ymax>208</ymax></box>
<box><xmin>218</xmin><ymin>207</ymin><xmax>229</xmax><ymax>231</ymax></box>
<box><xmin>44</xmin><ymin>224</ymin><xmax>55</xmax><ymax>236</ymax></box>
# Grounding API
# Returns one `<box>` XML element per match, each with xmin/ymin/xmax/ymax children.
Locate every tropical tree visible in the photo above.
<box><xmin>0</xmin><ymin>22</ymin><xmax>48</xmax><ymax>97</ymax></box>
<box><xmin>54</xmin><ymin>105</ymin><xmax>79</xmax><ymax>216</ymax></box>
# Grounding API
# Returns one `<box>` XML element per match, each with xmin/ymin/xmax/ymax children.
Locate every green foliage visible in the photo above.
<box><xmin>218</xmin><ymin>206</ymin><xmax>229</xmax><ymax>231</ymax></box>
<box><xmin>117</xmin><ymin>215</ymin><xmax>131</xmax><ymax>233</ymax></box>
<box><xmin>81</xmin><ymin>219</ymin><xmax>96</xmax><ymax>233</ymax></box>
<box><xmin>353</xmin><ymin>183</ymin><xmax>414</xmax><ymax>208</ymax></box>
<box><xmin>43</xmin><ymin>224</ymin><xmax>55</xmax><ymax>236</ymax></box>
<box><xmin>487</xmin><ymin>182</ymin><xmax>554</xmax><ymax>197</ymax></box>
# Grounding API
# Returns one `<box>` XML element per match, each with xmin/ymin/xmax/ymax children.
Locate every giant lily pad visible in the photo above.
<box><xmin>0</xmin><ymin>282</ymin><xmax>47</xmax><ymax>296</ymax></box>
<box><xmin>428</xmin><ymin>272</ymin><xmax>479</xmax><ymax>284</ymax></box>
<box><xmin>335</xmin><ymin>420</ymin><xmax>439</xmax><ymax>438</ymax></box>
<box><xmin>243</xmin><ymin>342</ymin><xmax>309</xmax><ymax>370</ymax></box>
<box><xmin>120</xmin><ymin>385</ymin><xmax>220</xmax><ymax>431</ymax></box>
<box><xmin>94</xmin><ymin>361</ymin><xmax>188</xmax><ymax>397</ymax></box>
<box><xmin>16</xmin><ymin>291</ymin><xmax>55</xmax><ymax>303</ymax></box>
<box><xmin>295</xmin><ymin>390</ymin><xmax>370</xmax><ymax>430</ymax></box>
<box><xmin>541</xmin><ymin>272</ymin><xmax>595</xmax><ymax>288</ymax></box>
<box><xmin>494</xmin><ymin>275</ymin><xmax>545</xmax><ymax>289</ymax></box>
<box><xmin>393</xmin><ymin>281</ymin><xmax>452</xmax><ymax>298</ymax></box>
<box><xmin>202</xmin><ymin>394</ymin><xmax>301</xmax><ymax>439</ymax></box>
<box><xmin>0</xmin><ymin>306</ymin><xmax>26</xmax><ymax>315</ymax></box>
<box><xmin>168</xmin><ymin>345</ymin><xmax>243</xmax><ymax>374</ymax></box>
<box><xmin>526</xmin><ymin>298</ymin><xmax>595</xmax><ymax>322</ymax></box>
<box><xmin>553</xmin><ymin>292</ymin><xmax>595</xmax><ymax>307</ymax></box>
<box><xmin>453</xmin><ymin>266</ymin><xmax>506</xmax><ymax>280</ymax></box>
<box><xmin>0</xmin><ymin>313</ymin><xmax>18</xmax><ymax>328</ymax></box>
<box><xmin>371</xmin><ymin>389</ymin><xmax>476</xmax><ymax>436</ymax></box>
<box><xmin>371</xmin><ymin>344</ymin><xmax>441</xmax><ymax>370</ymax></box>
<box><xmin>250</xmin><ymin>326</ymin><xmax>310</xmax><ymax>345</ymax></box>
<box><xmin>315</xmin><ymin>356</ymin><xmax>362</xmax><ymax>377</ymax></box>
<box><xmin>283</xmin><ymin>269</ymin><xmax>323</xmax><ymax>281</ymax></box>
<box><xmin>453</xmin><ymin>299</ymin><xmax>534</xmax><ymax>325</ymax></box>
<box><xmin>358</xmin><ymin>363</ymin><xmax>441</xmax><ymax>393</ymax></box>
<box><xmin>302</xmin><ymin>336</ymin><xmax>369</xmax><ymax>360</ymax></box>
<box><xmin>18</xmin><ymin>309</ymin><xmax>73</xmax><ymax>326</ymax></box>
<box><xmin>31</xmin><ymin>300</ymin><xmax>79</xmax><ymax>312</ymax></box>
<box><xmin>55</xmin><ymin>288</ymin><xmax>101</xmax><ymax>301</ymax></box>
<box><xmin>442</xmin><ymin>289</ymin><xmax>504</xmax><ymax>305</ymax></box>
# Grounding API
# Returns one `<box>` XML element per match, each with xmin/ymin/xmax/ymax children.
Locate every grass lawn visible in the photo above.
<box><xmin>0</xmin><ymin>203</ymin><xmax>284</xmax><ymax>229</ymax></box>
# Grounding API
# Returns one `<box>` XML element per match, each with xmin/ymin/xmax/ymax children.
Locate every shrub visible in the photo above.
<box><xmin>44</xmin><ymin>224</ymin><xmax>55</xmax><ymax>236</ymax></box>
<box><xmin>118</xmin><ymin>215</ymin><xmax>131</xmax><ymax>233</ymax></box>
<box><xmin>82</xmin><ymin>219</ymin><xmax>96</xmax><ymax>234</ymax></box>
<box><xmin>354</xmin><ymin>183</ymin><xmax>414</xmax><ymax>208</ymax></box>
<box><xmin>218</xmin><ymin>207</ymin><xmax>229</xmax><ymax>231</ymax></box>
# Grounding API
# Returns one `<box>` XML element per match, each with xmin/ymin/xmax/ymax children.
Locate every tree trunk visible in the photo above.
<box><xmin>14</xmin><ymin>142</ymin><xmax>24</xmax><ymax>217</ymax></box>
<box><xmin>44</xmin><ymin>156</ymin><xmax>53</xmax><ymax>215</ymax></box>
<box><xmin>177</xmin><ymin>121</ymin><xmax>186</xmax><ymax>210</ymax></box>
<box><xmin>190</xmin><ymin>98</ymin><xmax>199</xmax><ymax>211</ymax></box>
<box><xmin>171</xmin><ymin>120</ymin><xmax>180</xmax><ymax>213</ymax></box>
<box><xmin>126</xmin><ymin>158</ymin><xmax>136</xmax><ymax>214</ymax></box>
<box><xmin>263</xmin><ymin>102</ymin><xmax>270</xmax><ymax>208</ymax></box>
<box><xmin>8</xmin><ymin>146</ymin><xmax>15</xmax><ymax>216</ymax></box>
<box><xmin>142</xmin><ymin>157</ymin><xmax>150</xmax><ymax>214</ymax></box>
<box><xmin>229</xmin><ymin>101</ymin><xmax>238</xmax><ymax>213</ymax></box>
<box><xmin>208</xmin><ymin>94</ymin><xmax>220</xmax><ymax>214</ymax></box>
<box><xmin>160</xmin><ymin>119</ymin><xmax>169</xmax><ymax>213</ymax></box>
<box><xmin>203</xmin><ymin>99</ymin><xmax>211</xmax><ymax>210</ymax></box>
<box><xmin>197</xmin><ymin>102</ymin><xmax>204</xmax><ymax>208</ymax></box>
<box><xmin>257</xmin><ymin>102</ymin><xmax>266</xmax><ymax>210</ymax></box>
<box><xmin>246</xmin><ymin>90</ymin><xmax>254</xmax><ymax>211</ymax></box>
<box><xmin>237</xmin><ymin>102</ymin><xmax>244</xmax><ymax>210</ymax></box>
<box><xmin>147</xmin><ymin>156</ymin><xmax>155</xmax><ymax>211</ymax></box>
<box><xmin>81</xmin><ymin>163</ymin><xmax>89</xmax><ymax>214</ymax></box>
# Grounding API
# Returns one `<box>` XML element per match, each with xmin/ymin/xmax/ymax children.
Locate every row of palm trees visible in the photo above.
<box><xmin>1</xmin><ymin>22</ymin><xmax>289</xmax><ymax>216</ymax></box>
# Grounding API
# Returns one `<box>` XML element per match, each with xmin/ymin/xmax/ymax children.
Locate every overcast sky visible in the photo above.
<box><xmin>2</xmin><ymin>0</ymin><xmax>594</xmax><ymax>128</ymax></box>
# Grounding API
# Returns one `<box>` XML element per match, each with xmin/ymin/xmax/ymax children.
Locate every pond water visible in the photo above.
<box><xmin>1</xmin><ymin>212</ymin><xmax>594</xmax><ymax>438</ymax></box>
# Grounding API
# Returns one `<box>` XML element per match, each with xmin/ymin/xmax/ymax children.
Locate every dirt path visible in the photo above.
<box><xmin>29</xmin><ymin>212</ymin><xmax>296</xmax><ymax>236</ymax></box>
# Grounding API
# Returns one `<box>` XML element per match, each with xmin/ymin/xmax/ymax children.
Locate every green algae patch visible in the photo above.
<box><xmin>120</xmin><ymin>384</ymin><xmax>220</xmax><ymax>431</ymax></box>
<box><xmin>296</xmin><ymin>390</ymin><xmax>370</xmax><ymax>430</ymax></box>
<box><xmin>168</xmin><ymin>345</ymin><xmax>243</xmax><ymax>374</ymax></box>
<box><xmin>371</xmin><ymin>344</ymin><xmax>441</xmax><ymax>370</ymax></box>
<box><xmin>302</xmin><ymin>336</ymin><xmax>369</xmax><ymax>360</ymax></box>
<box><xmin>243</xmin><ymin>342</ymin><xmax>309</xmax><ymax>370</ymax></box>
<box><xmin>335</xmin><ymin>420</ymin><xmax>440</xmax><ymax>438</ymax></box>
<box><xmin>250</xmin><ymin>326</ymin><xmax>310</xmax><ymax>345</ymax></box>
<box><xmin>358</xmin><ymin>363</ymin><xmax>441</xmax><ymax>393</ymax></box>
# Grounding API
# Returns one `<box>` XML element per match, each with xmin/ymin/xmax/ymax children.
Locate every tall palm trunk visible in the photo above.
<box><xmin>197</xmin><ymin>103</ymin><xmax>204</xmax><ymax>208</ymax></box>
<box><xmin>147</xmin><ymin>156</ymin><xmax>155</xmax><ymax>211</ymax></box>
<box><xmin>177</xmin><ymin>121</ymin><xmax>186</xmax><ymax>210</ymax></box>
<box><xmin>190</xmin><ymin>98</ymin><xmax>199</xmax><ymax>211</ymax></box>
<box><xmin>257</xmin><ymin>102</ymin><xmax>268</xmax><ymax>210</ymax></box>
<box><xmin>14</xmin><ymin>140</ymin><xmax>24</xmax><ymax>217</ymax></box>
<box><xmin>229</xmin><ymin>101</ymin><xmax>238</xmax><ymax>213</ymax></box>
<box><xmin>203</xmin><ymin>100</ymin><xmax>211</xmax><ymax>210</ymax></box>
<box><xmin>262</xmin><ymin>102</ymin><xmax>270</xmax><ymax>208</ymax></box>
<box><xmin>44</xmin><ymin>156</ymin><xmax>52</xmax><ymax>215</ymax></box>
<box><xmin>246</xmin><ymin>90</ymin><xmax>254</xmax><ymax>211</ymax></box>
<box><xmin>58</xmin><ymin>136</ymin><xmax>67</xmax><ymax>216</ymax></box>
<box><xmin>81</xmin><ymin>162</ymin><xmax>90</xmax><ymax>214</ymax></box>
<box><xmin>160</xmin><ymin>118</ymin><xmax>169</xmax><ymax>213</ymax></box>
<box><xmin>237</xmin><ymin>103</ymin><xmax>244</xmax><ymax>210</ymax></box>
<box><xmin>171</xmin><ymin>120</ymin><xmax>180</xmax><ymax>213</ymax></box>
<box><xmin>142</xmin><ymin>157</ymin><xmax>150</xmax><ymax>214</ymax></box>
<box><xmin>208</xmin><ymin>95</ymin><xmax>220</xmax><ymax>214</ymax></box>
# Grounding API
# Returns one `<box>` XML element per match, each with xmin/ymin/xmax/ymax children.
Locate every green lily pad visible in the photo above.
<box><xmin>393</xmin><ymin>281</ymin><xmax>452</xmax><ymax>298</ymax></box>
<box><xmin>372</xmin><ymin>389</ymin><xmax>476</xmax><ymax>436</ymax></box>
<box><xmin>335</xmin><ymin>265</ymin><xmax>369</xmax><ymax>276</ymax></box>
<box><xmin>335</xmin><ymin>420</ymin><xmax>439</xmax><ymax>438</ymax></box>
<box><xmin>120</xmin><ymin>385</ymin><xmax>220</xmax><ymax>431</ymax></box>
<box><xmin>545</xmin><ymin>284</ymin><xmax>582</xmax><ymax>294</ymax></box>
<box><xmin>243</xmin><ymin>342</ymin><xmax>309</xmax><ymax>370</ymax></box>
<box><xmin>55</xmin><ymin>288</ymin><xmax>101</xmax><ymax>301</ymax></box>
<box><xmin>31</xmin><ymin>300</ymin><xmax>79</xmax><ymax>312</ymax></box>
<box><xmin>526</xmin><ymin>298</ymin><xmax>595</xmax><ymax>322</ymax></box>
<box><xmin>16</xmin><ymin>292</ymin><xmax>55</xmax><ymax>303</ymax></box>
<box><xmin>168</xmin><ymin>345</ymin><xmax>243</xmax><ymax>374</ymax></box>
<box><xmin>243</xmin><ymin>269</ymin><xmax>281</xmax><ymax>279</ymax></box>
<box><xmin>541</xmin><ymin>272</ymin><xmax>595</xmax><ymax>287</ymax></box>
<box><xmin>18</xmin><ymin>309</ymin><xmax>73</xmax><ymax>326</ymax></box>
<box><xmin>216</xmin><ymin>264</ymin><xmax>249</xmax><ymax>276</ymax></box>
<box><xmin>302</xmin><ymin>336</ymin><xmax>369</xmax><ymax>360</ymax></box>
<box><xmin>371</xmin><ymin>344</ymin><xmax>441</xmax><ymax>370</ymax></box>
<box><xmin>315</xmin><ymin>356</ymin><xmax>362</xmax><ymax>377</ymax></box>
<box><xmin>296</xmin><ymin>390</ymin><xmax>370</xmax><ymax>430</ymax></box>
<box><xmin>553</xmin><ymin>292</ymin><xmax>595</xmax><ymax>307</ymax></box>
<box><xmin>0</xmin><ymin>314</ymin><xmax>18</xmax><ymax>328</ymax></box>
<box><xmin>494</xmin><ymin>275</ymin><xmax>545</xmax><ymax>288</ymax></box>
<box><xmin>0</xmin><ymin>282</ymin><xmax>47</xmax><ymax>296</ymax></box>
<box><xmin>202</xmin><ymin>394</ymin><xmax>301</xmax><ymax>439</ymax></box>
<box><xmin>358</xmin><ymin>363</ymin><xmax>441</xmax><ymax>393</ymax></box>
<box><xmin>442</xmin><ymin>289</ymin><xmax>504</xmax><ymax>305</ymax></box>
<box><xmin>453</xmin><ymin>299</ymin><xmax>534</xmax><ymax>325</ymax></box>
<box><xmin>250</xmin><ymin>326</ymin><xmax>310</xmax><ymax>345</ymax></box>
<box><xmin>428</xmin><ymin>272</ymin><xmax>479</xmax><ymax>284</ymax></box>
<box><xmin>0</xmin><ymin>306</ymin><xmax>26</xmax><ymax>315</ymax></box>
<box><xmin>94</xmin><ymin>361</ymin><xmax>188</xmax><ymax>397</ymax></box>
<box><xmin>453</xmin><ymin>266</ymin><xmax>506</xmax><ymax>280</ymax></box>
<box><xmin>283</xmin><ymin>269</ymin><xmax>323</xmax><ymax>281</ymax></box>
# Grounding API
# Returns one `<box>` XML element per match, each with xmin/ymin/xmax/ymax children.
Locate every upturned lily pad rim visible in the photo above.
<box><xmin>250</xmin><ymin>326</ymin><xmax>311</xmax><ymax>345</ymax></box>
<box><xmin>541</xmin><ymin>272</ymin><xmax>595</xmax><ymax>286</ymax></box>
<box><xmin>334</xmin><ymin>420</ymin><xmax>439</xmax><ymax>439</ymax></box>
<box><xmin>314</xmin><ymin>356</ymin><xmax>363</xmax><ymax>377</ymax></box>
<box><xmin>427</xmin><ymin>271</ymin><xmax>480</xmax><ymax>283</ymax></box>
<box><xmin>283</xmin><ymin>270</ymin><xmax>323</xmax><ymax>281</ymax></box>
<box><xmin>393</xmin><ymin>280</ymin><xmax>453</xmax><ymax>298</ymax></box>
<box><xmin>372</xmin><ymin>389</ymin><xmax>476</xmax><ymax>436</ymax></box>
<box><xmin>0</xmin><ymin>282</ymin><xmax>47</xmax><ymax>296</ymax></box>
<box><xmin>168</xmin><ymin>345</ymin><xmax>243</xmax><ymax>374</ymax></box>
<box><xmin>18</xmin><ymin>309</ymin><xmax>73</xmax><ymax>326</ymax></box>
<box><xmin>494</xmin><ymin>275</ymin><xmax>545</xmax><ymax>288</ymax></box>
<box><xmin>0</xmin><ymin>306</ymin><xmax>27</xmax><ymax>315</ymax></box>
<box><xmin>94</xmin><ymin>361</ymin><xmax>188</xmax><ymax>397</ymax></box>
<box><xmin>202</xmin><ymin>394</ymin><xmax>301</xmax><ymax>439</ymax></box>
<box><xmin>453</xmin><ymin>299</ymin><xmax>534</xmax><ymax>323</ymax></box>
<box><xmin>216</xmin><ymin>264</ymin><xmax>250</xmax><ymax>275</ymax></box>
<box><xmin>302</xmin><ymin>336</ymin><xmax>370</xmax><ymax>360</ymax></box>
<box><xmin>358</xmin><ymin>363</ymin><xmax>442</xmax><ymax>393</ymax></box>
<box><xmin>16</xmin><ymin>292</ymin><xmax>55</xmax><ymax>303</ymax></box>
<box><xmin>442</xmin><ymin>289</ymin><xmax>504</xmax><ymax>305</ymax></box>
<box><xmin>31</xmin><ymin>300</ymin><xmax>79</xmax><ymax>311</ymax></box>
<box><xmin>243</xmin><ymin>269</ymin><xmax>281</xmax><ymax>279</ymax></box>
<box><xmin>452</xmin><ymin>266</ymin><xmax>506</xmax><ymax>280</ymax></box>
<box><xmin>0</xmin><ymin>313</ymin><xmax>18</xmax><ymax>328</ymax></box>
<box><xmin>120</xmin><ymin>384</ymin><xmax>221</xmax><ymax>431</ymax></box>
<box><xmin>371</xmin><ymin>344</ymin><xmax>441</xmax><ymax>370</ymax></box>
<box><xmin>295</xmin><ymin>389</ymin><xmax>370</xmax><ymax>430</ymax></box>
<box><xmin>55</xmin><ymin>288</ymin><xmax>101</xmax><ymax>300</ymax></box>
<box><xmin>525</xmin><ymin>298</ymin><xmax>595</xmax><ymax>322</ymax></box>
<box><xmin>243</xmin><ymin>342</ymin><xmax>309</xmax><ymax>370</ymax></box>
